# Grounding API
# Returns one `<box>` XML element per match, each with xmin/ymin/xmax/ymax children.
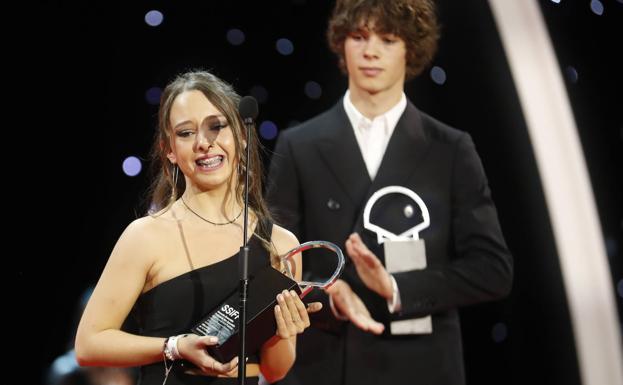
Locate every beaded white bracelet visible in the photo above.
<box><xmin>163</xmin><ymin>335</ymin><xmax>182</xmax><ymax>361</ymax></box>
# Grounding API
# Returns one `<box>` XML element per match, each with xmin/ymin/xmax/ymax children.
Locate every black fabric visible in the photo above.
<box><xmin>138</xmin><ymin>366</ymin><xmax>259</xmax><ymax>385</ymax></box>
<box><xmin>131</xmin><ymin>220</ymin><xmax>273</xmax><ymax>385</ymax></box>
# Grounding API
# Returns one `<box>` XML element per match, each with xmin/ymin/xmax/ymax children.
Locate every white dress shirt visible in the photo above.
<box><xmin>343</xmin><ymin>90</ymin><xmax>407</xmax><ymax>180</ymax></box>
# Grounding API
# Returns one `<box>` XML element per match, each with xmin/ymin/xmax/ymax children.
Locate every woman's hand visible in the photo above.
<box><xmin>176</xmin><ymin>334</ymin><xmax>239</xmax><ymax>376</ymax></box>
<box><xmin>274</xmin><ymin>289</ymin><xmax>322</xmax><ymax>339</ymax></box>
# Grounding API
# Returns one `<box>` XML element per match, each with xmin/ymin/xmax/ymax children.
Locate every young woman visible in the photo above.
<box><xmin>76</xmin><ymin>70</ymin><xmax>320</xmax><ymax>385</ymax></box>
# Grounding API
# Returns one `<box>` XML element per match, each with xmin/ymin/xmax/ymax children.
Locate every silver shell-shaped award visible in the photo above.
<box><xmin>191</xmin><ymin>241</ymin><xmax>345</xmax><ymax>361</ymax></box>
<box><xmin>364</xmin><ymin>185</ymin><xmax>433</xmax><ymax>335</ymax></box>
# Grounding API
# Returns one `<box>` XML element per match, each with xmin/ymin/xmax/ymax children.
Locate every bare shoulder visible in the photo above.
<box><xmin>270</xmin><ymin>224</ymin><xmax>300</xmax><ymax>255</ymax></box>
<box><xmin>119</xmin><ymin>215</ymin><xmax>164</xmax><ymax>243</ymax></box>
<box><xmin>112</xmin><ymin>215</ymin><xmax>172</xmax><ymax>263</ymax></box>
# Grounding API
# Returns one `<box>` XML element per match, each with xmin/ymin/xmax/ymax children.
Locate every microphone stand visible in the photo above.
<box><xmin>237</xmin><ymin>114</ymin><xmax>253</xmax><ymax>385</ymax></box>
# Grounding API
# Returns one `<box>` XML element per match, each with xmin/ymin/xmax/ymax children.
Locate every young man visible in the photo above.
<box><xmin>267</xmin><ymin>1</ymin><xmax>513</xmax><ymax>384</ymax></box>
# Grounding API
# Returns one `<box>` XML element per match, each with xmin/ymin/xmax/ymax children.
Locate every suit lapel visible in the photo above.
<box><xmin>353</xmin><ymin>102</ymin><xmax>431</xmax><ymax>234</ymax></box>
<box><xmin>369</xmin><ymin>101</ymin><xmax>429</xmax><ymax>193</ymax></box>
<box><xmin>316</xmin><ymin>101</ymin><xmax>371</xmax><ymax>206</ymax></box>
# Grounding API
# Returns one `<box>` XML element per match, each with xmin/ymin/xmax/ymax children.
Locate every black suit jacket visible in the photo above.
<box><xmin>267</xmin><ymin>99</ymin><xmax>513</xmax><ymax>385</ymax></box>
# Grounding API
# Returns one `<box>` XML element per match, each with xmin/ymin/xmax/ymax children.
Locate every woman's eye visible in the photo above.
<box><xmin>210</xmin><ymin>122</ymin><xmax>228</xmax><ymax>131</ymax></box>
<box><xmin>176</xmin><ymin>130</ymin><xmax>194</xmax><ymax>138</ymax></box>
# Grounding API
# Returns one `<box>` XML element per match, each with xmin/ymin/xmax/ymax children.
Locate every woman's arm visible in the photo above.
<box><xmin>259</xmin><ymin>225</ymin><xmax>321</xmax><ymax>383</ymax></box>
<box><xmin>75</xmin><ymin>217</ymin><xmax>239</xmax><ymax>375</ymax></box>
<box><xmin>75</xmin><ymin>218</ymin><xmax>164</xmax><ymax>367</ymax></box>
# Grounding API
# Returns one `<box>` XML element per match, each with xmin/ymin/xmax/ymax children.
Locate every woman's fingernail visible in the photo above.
<box><xmin>209</xmin><ymin>336</ymin><xmax>218</xmax><ymax>343</ymax></box>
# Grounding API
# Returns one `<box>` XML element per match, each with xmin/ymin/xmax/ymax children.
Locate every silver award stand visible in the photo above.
<box><xmin>363</xmin><ymin>185</ymin><xmax>433</xmax><ymax>334</ymax></box>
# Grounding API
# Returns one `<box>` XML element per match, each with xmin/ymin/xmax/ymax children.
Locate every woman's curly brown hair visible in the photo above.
<box><xmin>327</xmin><ymin>0</ymin><xmax>439</xmax><ymax>80</ymax></box>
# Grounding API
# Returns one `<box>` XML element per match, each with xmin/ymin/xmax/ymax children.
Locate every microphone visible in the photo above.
<box><xmin>236</xmin><ymin>95</ymin><xmax>257</xmax><ymax>385</ymax></box>
<box><xmin>239</xmin><ymin>95</ymin><xmax>258</xmax><ymax>124</ymax></box>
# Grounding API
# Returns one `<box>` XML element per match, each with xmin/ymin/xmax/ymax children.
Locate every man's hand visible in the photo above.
<box><xmin>346</xmin><ymin>233</ymin><xmax>393</xmax><ymax>300</ymax></box>
<box><xmin>326</xmin><ymin>279</ymin><xmax>385</xmax><ymax>335</ymax></box>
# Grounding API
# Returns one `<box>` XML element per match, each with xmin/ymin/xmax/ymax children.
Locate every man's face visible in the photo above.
<box><xmin>343</xmin><ymin>23</ymin><xmax>407</xmax><ymax>96</ymax></box>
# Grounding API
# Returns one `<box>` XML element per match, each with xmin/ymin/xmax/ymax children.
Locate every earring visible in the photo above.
<box><xmin>171</xmin><ymin>164</ymin><xmax>179</xmax><ymax>200</ymax></box>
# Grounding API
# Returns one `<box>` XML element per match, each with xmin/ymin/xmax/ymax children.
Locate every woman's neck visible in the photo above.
<box><xmin>181</xmin><ymin>187</ymin><xmax>242</xmax><ymax>223</ymax></box>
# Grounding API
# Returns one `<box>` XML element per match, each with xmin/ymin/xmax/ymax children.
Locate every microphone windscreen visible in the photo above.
<box><xmin>239</xmin><ymin>96</ymin><xmax>259</xmax><ymax>121</ymax></box>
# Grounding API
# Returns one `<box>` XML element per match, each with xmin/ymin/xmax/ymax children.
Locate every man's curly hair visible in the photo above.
<box><xmin>327</xmin><ymin>0</ymin><xmax>439</xmax><ymax>80</ymax></box>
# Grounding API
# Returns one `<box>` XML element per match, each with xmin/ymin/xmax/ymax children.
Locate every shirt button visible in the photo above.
<box><xmin>327</xmin><ymin>198</ymin><xmax>341</xmax><ymax>210</ymax></box>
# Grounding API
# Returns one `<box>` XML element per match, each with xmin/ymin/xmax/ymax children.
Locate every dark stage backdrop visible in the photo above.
<box><xmin>23</xmin><ymin>1</ymin><xmax>621</xmax><ymax>384</ymax></box>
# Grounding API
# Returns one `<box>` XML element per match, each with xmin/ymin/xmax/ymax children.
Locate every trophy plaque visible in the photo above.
<box><xmin>191</xmin><ymin>240</ymin><xmax>345</xmax><ymax>361</ymax></box>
